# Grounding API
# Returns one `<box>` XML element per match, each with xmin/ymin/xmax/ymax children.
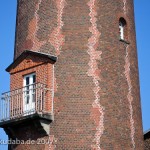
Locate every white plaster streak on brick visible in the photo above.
<box><xmin>48</xmin><ymin>135</ymin><xmax>54</xmax><ymax>150</ymax></box>
<box><xmin>49</xmin><ymin>0</ymin><xmax>66</xmax><ymax>56</ymax></box>
<box><xmin>124</xmin><ymin>45</ymin><xmax>135</xmax><ymax>149</ymax></box>
<box><xmin>48</xmin><ymin>1</ymin><xmax>66</xmax><ymax>149</ymax></box>
<box><xmin>123</xmin><ymin>0</ymin><xmax>127</xmax><ymax>14</ymax></box>
<box><xmin>48</xmin><ymin>71</ymin><xmax>56</xmax><ymax>150</ymax></box>
<box><xmin>87</xmin><ymin>0</ymin><xmax>104</xmax><ymax>149</ymax></box>
<box><xmin>32</xmin><ymin>0</ymin><xmax>46</xmax><ymax>50</ymax></box>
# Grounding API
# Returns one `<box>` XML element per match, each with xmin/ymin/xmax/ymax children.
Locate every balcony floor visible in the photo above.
<box><xmin>0</xmin><ymin>112</ymin><xmax>53</xmax><ymax>128</ymax></box>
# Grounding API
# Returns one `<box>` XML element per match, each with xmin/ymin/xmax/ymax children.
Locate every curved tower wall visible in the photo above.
<box><xmin>13</xmin><ymin>0</ymin><xmax>144</xmax><ymax>149</ymax></box>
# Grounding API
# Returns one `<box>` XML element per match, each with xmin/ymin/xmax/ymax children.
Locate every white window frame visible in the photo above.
<box><xmin>119</xmin><ymin>21</ymin><xmax>124</xmax><ymax>40</ymax></box>
<box><xmin>23</xmin><ymin>73</ymin><xmax>36</xmax><ymax>115</ymax></box>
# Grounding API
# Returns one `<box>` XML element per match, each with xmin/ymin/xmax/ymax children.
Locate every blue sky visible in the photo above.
<box><xmin>135</xmin><ymin>0</ymin><xmax>150</xmax><ymax>131</ymax></box>
<box><xmin>0</xmin><ymin>0</ymin><xmax>150</xmax><ymax>149</ymax></box>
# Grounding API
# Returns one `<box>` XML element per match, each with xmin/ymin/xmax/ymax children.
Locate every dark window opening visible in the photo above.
<box><xmin>119</xmin><ymin>17</ymin><xmax>127</xmax><ymax>41</ymax></box>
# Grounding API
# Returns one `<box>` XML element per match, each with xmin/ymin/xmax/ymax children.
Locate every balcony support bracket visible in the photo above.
<box><xmin>0</xmin><ymin>113</ymin><xmax>53</xmax><ymax>139</ymax></box>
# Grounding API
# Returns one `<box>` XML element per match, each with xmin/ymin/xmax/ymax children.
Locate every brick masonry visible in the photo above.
<box><xmin>8</xmin><ymin>0</ymin><xmax>144</xmax><ymax>149</ymax></box>
<box><xmin>10</xmin><ymin>55</ymin><xmax>54</xmax><ymax>113</ymax></box>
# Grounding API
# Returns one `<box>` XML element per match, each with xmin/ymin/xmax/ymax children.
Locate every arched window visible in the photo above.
<box><xmin>119</xmin><ymin>18</ymin><xmax>127</xmax><ymax>40</ymax></box>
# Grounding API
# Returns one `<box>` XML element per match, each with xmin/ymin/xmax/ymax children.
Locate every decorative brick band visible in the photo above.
<box><xmin>33</xmin><ymin>0</ymin><xmax>46</xmax><ymax>50</ymax></box>
<box><xmin>87</xmin><ymin>0</ymin><xmax>104</xmax><ymax>149</ymax></box>
<box><xmin>26</xmin><ymin>0</ymin><xmax>46</xmax><ymax>51</ymax></box>
<box><xmin>48</xmin><ymin>135</ymin><xmax>55</xmax><ymax>150</ymax></box>
<box><xmin>124</xmin><ymin>45</ymin><xmax>135</xmax><ymax>149</ymax></box>
<box><xmin>48</xmin><ymin>1</ymin><xmax>66</xmax><ymax>149</ymax></box>
<box><xmin>49</xmin><ymin>0</ymin><xmax>66</xmax><ymax>56</ymax></box>
<box><xmin>123</xmin><ymin>0</ymin><xmax>127</xmax><ymax>14</ymax></box>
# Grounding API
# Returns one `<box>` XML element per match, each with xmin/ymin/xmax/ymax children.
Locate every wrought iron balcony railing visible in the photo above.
<box><xmin>0</xmin><ymin>83</ymin><xmax>49</xmax><ymax>123</ymax></box>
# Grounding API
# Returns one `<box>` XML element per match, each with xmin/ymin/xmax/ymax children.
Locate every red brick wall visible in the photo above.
<box><xmin>9</xmin><ymin>56</ymin><xmax>54</xmax><ymax>149</ymax></box>
<box><xmin>10</xmin><ymin>0</ymin><xmax>144</xmax><ymax>149</ymax></box>
<box><xmin>10</xmin><ymin>55</ymin><xmax>53</xmax><ymax>113</ymax></box>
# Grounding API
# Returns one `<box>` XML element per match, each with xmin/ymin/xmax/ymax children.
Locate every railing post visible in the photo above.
<box><xmin>1</xmin><ymin>96</ymin><xmax>3</xmax><ymax>120</ymax></box>
<box><xmin>6</xmin><ymin>94</ymin><xmax>8</xmax><ymax>120</ymax></box>
<box><xmin>43</xmin><ymin>85</ymin><xmax>46</xmax><ymax>113</ymax></box>
<box><xmin>41</xmin><ymin>84</ymin><xmax>42</xmax><ymax>112</ymax></box>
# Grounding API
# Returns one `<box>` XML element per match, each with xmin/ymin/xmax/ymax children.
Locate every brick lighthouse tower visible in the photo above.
<box><xmin>0</xmin><ymin>0</ymin><xmax>144</xmax><ymax>149</ymax></box>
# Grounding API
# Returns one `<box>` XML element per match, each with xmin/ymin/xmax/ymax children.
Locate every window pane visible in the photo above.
<box><xmin>33</xmin><ymin>75</ymin><xmax>36</xmax><ymax>83</ymax></box>
<box><xmin>32</xmin><ymin>93</ymin><xmax>36</xmax><ymax>102</ymax></box>
<box><xmin>26</xmin><ymin>86</ymin><xmax>29</xmax><ymax>94</ymax></box>
<box><xmin>26</xmin><ymin>77</ymin><xmax>29</xmax><ymax>85</ymax></box>
<box><xmin>26</xmin><ymin>95</ymin><xmax>29</xmax><ymax>104</ymax></box>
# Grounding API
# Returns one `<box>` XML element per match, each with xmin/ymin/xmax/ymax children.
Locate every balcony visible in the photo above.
<box><xmin>0</xmin><ymin>83</ymin><xmax>53</xmax><ymax>136</ymax></box>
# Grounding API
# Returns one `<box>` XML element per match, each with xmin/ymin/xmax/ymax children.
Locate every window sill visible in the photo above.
<box><xmin>119</xmin><ymin>39</ymin><xmax>130</xmax><ymax>44</ymax></box>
